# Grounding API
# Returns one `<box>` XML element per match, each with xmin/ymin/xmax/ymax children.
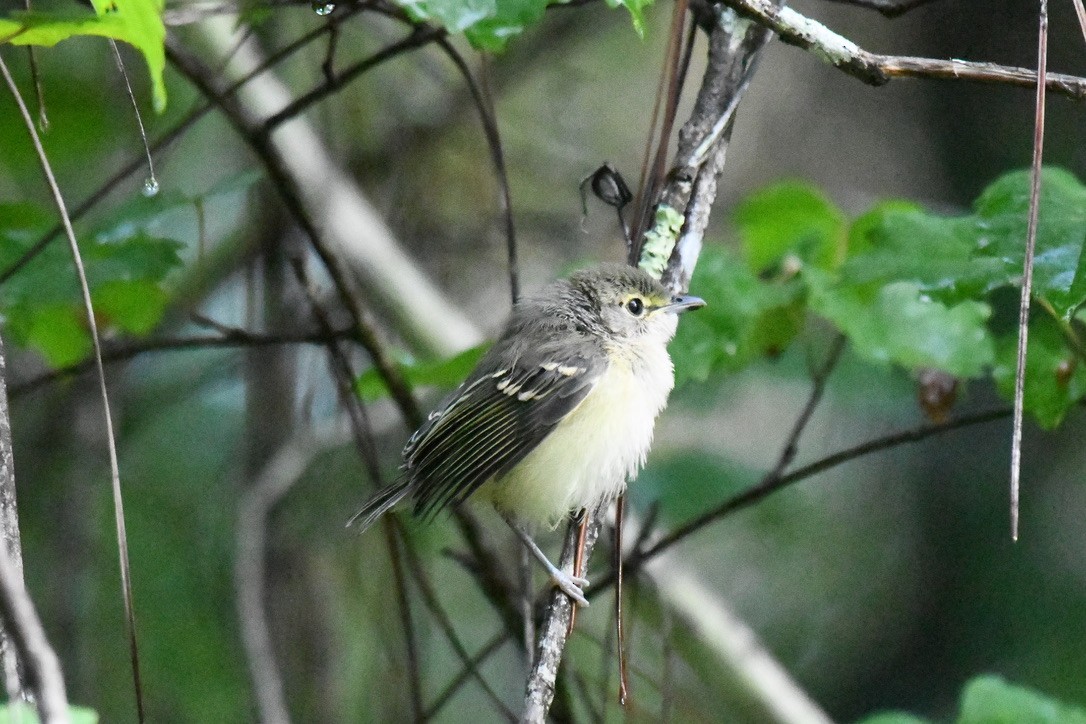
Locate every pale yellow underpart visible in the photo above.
<box><xmin>481</xmin><ymin>314</ymin><xmax>678</xmax><ymax>528</ymax></box>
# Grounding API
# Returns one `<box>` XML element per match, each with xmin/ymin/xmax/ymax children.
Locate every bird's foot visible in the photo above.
<box><xmin>550</xmin><ymin>570</ymin><xmax>590</xmax><ymax>607</ymax></box>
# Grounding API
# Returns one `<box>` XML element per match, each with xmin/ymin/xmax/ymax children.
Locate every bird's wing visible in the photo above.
<box><xmin>404</xmin><ymin>345</ymin><xmax>603</xmax><ymax>519</ymax></box>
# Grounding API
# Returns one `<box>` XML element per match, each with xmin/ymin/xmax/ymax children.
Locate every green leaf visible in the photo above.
<box><xmin>671</xmin><ymin>244</ymin><xmax>803</xmax><ymax>385</ymax></box>
<box><xmin>92</xmin><ymin>278</ymin><xmax>168</xmax><ymax>334</ymax></box>
<box><xmin>400</xmin><ymin>0</ymin><xmax>652</xmax><ymax>50</ymax></box>
<box><xmin>840</xmin><ymin>207</ymin><xmax>1002</xmax><ymax>305</ymax></box>
<box><xmin>6</xmin><ymin>302</ymin><xmax>91</xmax><ymax>367</ymax></box>
<box><xmin>808</xmin><ymin>273</ymin><xmax>994</xmax><ymax>378</ymax></box>
<box><xmin>0</xmin><ymin>0</ymin><xmax>168</xmax><ymax>111</ymax></box>
<box><xmin>849</xmin><ymin>168</ymin><xmax>1086</xmax><ymax>317</ymax></box>
<box><xmin>603</xmin><ymin>0</ymin><xmax>653</xmax><ymax>36</ymax></box>
<box><xmin>0</xmin><ymin>703</ymin><xmax>98</xmax><ymax>724</ymax></box>
<box><xmin>971</xmin><ymin>168</ymin><xmax>1086</xmax><ymax>319</ymax></box>
<box><xmin>734</xmin><ymin>180</ymin><xmax>847</xmax><ymax>274</ymax></box>
<box><xmin>0</xmin><ymin>202</ymin><xmax>182</xmax><ymax>366</ymax></box>
<box><xmin>992</xmin><ymin>315</ymin><xmax>1086</xmax><ymax>429</ymax></box>
<box><xmin>354</xmin><ymin>343</ymin><xmax>490</xmax><ymax>401</ymax></box>
<box><xmin>959</xmin><ymin>675</ymin><xmax>1086</xmax><ymax>724</ymax></box>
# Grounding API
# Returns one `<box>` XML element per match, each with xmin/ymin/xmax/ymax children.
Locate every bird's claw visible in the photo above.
<box><xmin>551</xmin><ymin>570</ymin><xmax>590</xmax><ymax>607</ymax></box>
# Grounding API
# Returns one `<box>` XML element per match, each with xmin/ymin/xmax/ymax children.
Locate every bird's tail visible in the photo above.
<box><xmin>347</xmin><ymin>478</ymin><xmax>412</xmax><ymax>531</ymax></box>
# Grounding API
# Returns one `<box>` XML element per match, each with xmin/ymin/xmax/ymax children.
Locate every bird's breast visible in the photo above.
<box><xmin>484</xmin><ymin>341</ymin><xmax>675</xmax><ymax>527</ymax></box>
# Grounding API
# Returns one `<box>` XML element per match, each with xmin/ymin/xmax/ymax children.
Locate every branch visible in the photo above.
<box><xmin>9</xmin><ymin>328</ymin><xmax>358</xmax><ymax>399</ymax></box>
<box><xmin>0</xmin><ymin>334</ymin><xmax>28</xmax><ymax>704</ymax></box>
<box><xmin>180</xmin><ymin>15</ymin><xmax>482</xmax><ymax>358</ymax></box>
<box><xmin>617</xmin><ymin>406</ymin><xmax>1012</xmax><ymax>583</ymax></box>
<box><xmin>522</xmin><ymin>516</ymin><xmax>601</xmax><ymax>722</ymax></box>
<box><xmin>0</xmin><ymin>544</ymin><xmax>68</xmax><ymax>722</ymax></box>
<box><xmin>525</xmin><ymin>8</ymin><xmax>776</xmax><ymax>717</ymax></box>
<box><xmin>719</xmin><ymin>0</ymin><xmax>1086</xmax><ymax>101</ymax></box>
<box><xmin>235</xmin><ymin>421</ymin><xmax>351</xmax><ymax>724</ymax></box>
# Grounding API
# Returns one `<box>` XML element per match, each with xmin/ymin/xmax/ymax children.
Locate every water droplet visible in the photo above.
<box><xmin>142</xmin><ymin>177</ymin><xmax>160</xmax><ymax>197</ymax></box>
<box><xmin>312</xmin><ymin>2</ymin><xmax>335</xmax><ymax>15</ymax></box>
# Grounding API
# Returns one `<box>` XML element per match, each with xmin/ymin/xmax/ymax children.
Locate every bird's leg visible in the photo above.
<box><xmin>567</xmin><ymin>511</ymin><xmax>590</xmax><ymax>635</ymax></box>
<box><xmin>503</xmin><ymin>515</ymin><xmax>590</xmax><ymax>607</ymax></box>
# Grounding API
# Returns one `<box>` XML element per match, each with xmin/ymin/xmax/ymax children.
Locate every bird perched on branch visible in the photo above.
<box><xmin>350</xmin><ymin>263</ymin><xmax>704</xmax><ymax>605</ymax></box>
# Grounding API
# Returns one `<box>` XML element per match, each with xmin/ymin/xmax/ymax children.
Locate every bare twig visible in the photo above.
<box><xmin>165</xmin><ymin>35</ymin><xmax>426</xmax><ymax>424</ymax></box>
<box><xmin>617</xmin><ymin>407</ymin><xmax>1012</xmax><ymax>582</ymax></box>
<box><xmin>0</xmin><ymin>542</ymin><xmax>68</xmax><ymax>722</ymax></box>
<box><xmin>10</xmin><ymin>328</ymin><xmax>358</xmax><ymax>398</ymax></box>
<box><xmin>261</xmin><ymin>25</ymin><xmax>445</xmax><ymax>132</ymax></box>
<box><xmin>423</xmin><ymin>631</ymin><xmax>508</xmax><ymax>720</ymax></box>
<box><xmin>1074</xmin><ymin>0</ymin><xmax>1086</xmax><ymax>42</ymax></box>
<box><xmin>236</xmin><ymin>423</ymin><xmax>350</xmax><ymax>724</ymax></box>
<box><xmin>717</xmin><ymin>0</ymin><xmax>1086</xmax><ymax>100</ymax></box>
<box><xmin>436</xmin><ymin>40</ymin><xmax>519</xmax><ymax>303</ymax></box>
<box><xmin>0</xmin><ymin>50</ymin><xmax>145</xmax><ymax>722</ymax></box>
<box><xmin>400</xmin><ymin>528</ymin><xmax>517</xmax><ymax>721</ymax></box>
<box><xmin>109</xmin><ymin>40</ymin><xmax>158</xmax><ymax>194</ymax></box>
<box><xmin>291</xmin><ymin>259</ymin><xmax>425</xmax><ymax>718</ymax></box>
<box><xmin>178</xmin><ymin>17</ymin><xmax>481</xmax><ymax>357</ymax></box>
<box><xmin>1010</xmin><ymin>0</ymin><xmax>1048</xmax><ymax>541</ymax></box>
<box><xmin>0</xmin><ymin>7</ymin><xmax>361</xmax><ymax>288</ymax></box>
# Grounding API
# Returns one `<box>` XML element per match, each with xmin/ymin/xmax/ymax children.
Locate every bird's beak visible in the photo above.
<box><xmin>659</xmin><ymin>295</ymin><xmax>705</xmax><ymax>314</ymax></box>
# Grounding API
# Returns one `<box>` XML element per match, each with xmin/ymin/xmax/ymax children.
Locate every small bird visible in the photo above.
<box><xmin>350</xmin><ymin>263</ymin><xmax>704</xmax><ymax>604</ymax></box>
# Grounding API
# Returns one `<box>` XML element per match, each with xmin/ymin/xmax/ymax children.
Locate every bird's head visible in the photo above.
<box><xmin>567</xmin><ymin>263</ymin><xmax>705</xmax><ymax>346</ymax></box>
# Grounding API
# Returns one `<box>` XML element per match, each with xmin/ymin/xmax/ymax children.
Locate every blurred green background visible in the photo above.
<box><xmin>2</xmin><ymin>0</ymin><xmax>1086</xmax><ymax>720</ymax></box>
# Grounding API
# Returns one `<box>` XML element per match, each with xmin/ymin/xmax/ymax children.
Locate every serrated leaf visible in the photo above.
<box><xmin>671</xmin><ymin>244</ymin><xmax>803</xmax><ymax>385</ymax></box>
<box><xmin>808</xmin><ymin>273</ymin><xmax>994</xmax><ymax>378</ymax></box>
<box><xmin>0</xmin><ymin>0</ymin><xmax>167</xmax><ymax>111</ymax></box>
<box><xmin>734</xmin><ymin>180</ymin><xmax>847</xmax><ymax>274</ymax></box>
<box><xmin>992</xmin><ymin>315</ymin><xmax>1086</xmax><ymax>429</ymax></box>
<box><xmin>354</xmin><ymin>343</ymin><xmax>490</xmax><ymax>401</ymax></box>
<box><xmin>92</xmin><ymin>278</ymin><xmax>168</xmax><ymax>334</ymax></box>
<box><xmin>959</xmin><ymin>675</ymin><xmax>1086</xmax><ymax>724</ymax></box>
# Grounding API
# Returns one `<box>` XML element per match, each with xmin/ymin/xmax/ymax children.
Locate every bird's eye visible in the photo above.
<box><xmin>625</xmin><ymin>298</ymin><xmax>644</xmax><ymax>316</ymax></box>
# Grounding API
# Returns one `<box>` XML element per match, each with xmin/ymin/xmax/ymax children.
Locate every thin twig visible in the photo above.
<box><xmin>718</xmin><ymin>0</ymin><xmax>1086</xmax><ymax>100</ymax></box>
<box><xmin>614</xmin><ymin>407</ymin><xmax>1012</xmax><ymax>584</ymax></box>
<box><xmin>399</xmin><ymin>527</ymin><xmax>517</xmax><ymax>722</ymax></box>
<box><xmin>0</xmin><ymin>9</ymin><xmax>357</xmax><ymax>287</ymax></box>
<box><xmin>1074</xmin><ymin>0</ymin><xmax>1086</xmax><ymax>42</ymax></box>
<box><xmin>236</xmin><ymin>424</ymin><xmax>351</xmax><ymax>724</ymax></box>
<box><xmin>437</xmin><ymin>41</ymin><xmax>519</xmax><ymax>304</ymax></box>
<box><xmin>422</xmin><ymin>631</ymin><xmax>507</xmax><ymax>720</ymax></box>
<box><xmin>1011</xmin><ymin>0</ymin><xmax>1048</xmax><ymax>541</ymax></box>
<box><xmin>0</xmin><ymin>50</ymin><xmax>145</xmax><ymax>722</ymax></box>
<box><xmin>109</xmin><ymin>40</ymin><xmax>158</xmax><ymax>194</ymax></box>
<box><xmin>291</xmin><ymin>259</ymin><xmax>425</xmax><ymax>718</ymax></box>
<box><xmin>261</xmin><ymin>25</ymin><xmax>446</xmax><ymax>132</ymax></box>
<box><xmin>165</xmin><ymin>36</ymin><xmax>425</xmax><ymax>425</ymax></box>
<box><xmin>10</xmin><ymin>328</ymin><xmax>358</xmax><ymax>398</ymax></box>
<box><xmin>0</xmin><ymin>540</ymin><xmax>68</xmax><ymax>722</ymax></box>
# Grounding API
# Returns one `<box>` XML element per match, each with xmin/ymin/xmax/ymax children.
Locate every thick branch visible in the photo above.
<box><xmin>720</xmin><ymin>0</ymin><xmax>1086</xmax><ymax>100</ymax></box>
